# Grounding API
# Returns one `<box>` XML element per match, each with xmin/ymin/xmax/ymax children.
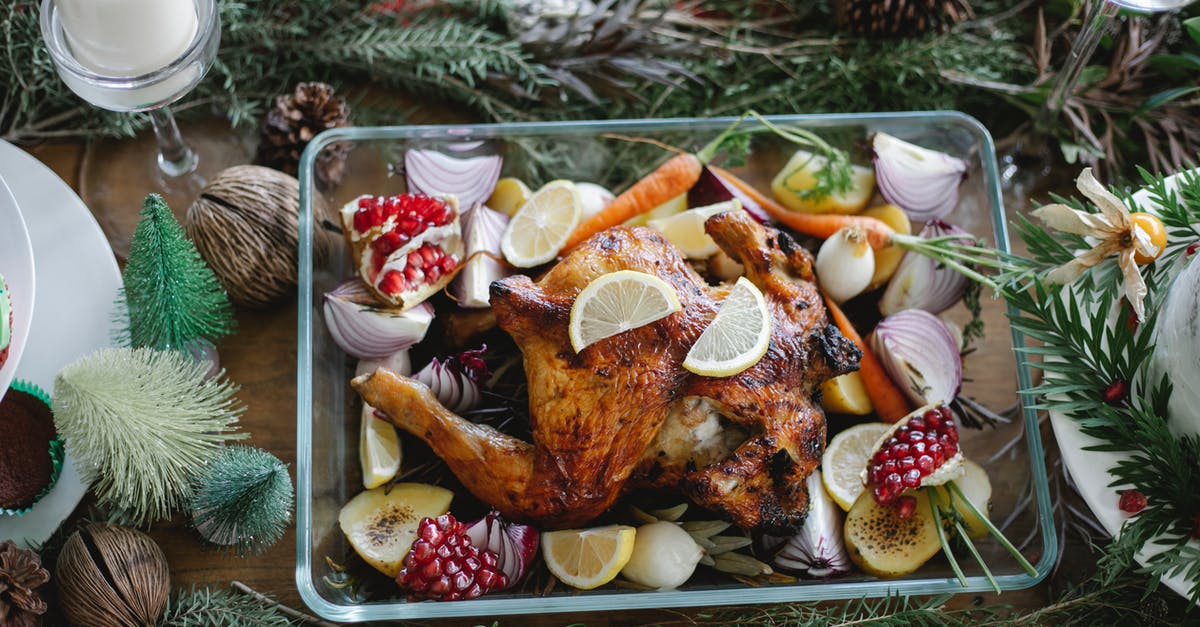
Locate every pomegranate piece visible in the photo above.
<box><xmin>1118</xmin><ymin>489</ymin><xmax>1147</xmax><ymax>514</ymax></box>
<box><xmin>863</xmin><ymin>403</ymin><xmax>964</xmax><ymax>506</ymax></box>
<box><xmin>341</xmin><ymin>193</ymin><xmax>464</xmax><ymax>310</ymax></box>
<box><xmin>397</xmin><ymin>514</ymin><xmax>508</xmax><ymax>602</ymax></box>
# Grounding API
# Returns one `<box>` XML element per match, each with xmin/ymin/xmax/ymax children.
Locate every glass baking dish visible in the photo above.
<box><xmin>296</xmin><ymin>113</ymin><xmax>1055</xmax><ymax>622</ymax></box>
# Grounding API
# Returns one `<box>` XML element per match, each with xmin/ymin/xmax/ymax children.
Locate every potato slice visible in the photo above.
<box><xmin>770</xmin><ymin>150</ymin><xmax>875</xmax><ymax>215</ymax></box>
<box><xmin>339</xmin><ymin>482</ymin><xmax>454</xmax><ymax>577</ymax></box>
<box><xmin>844</xmin><ymin>489</ymin><xmax>940</xmax><ymax>577</ymax></box>
<box><xmin>934</xmin><ymin>458</ymin><xmax>992</xmax><ymax>539</ymax></box>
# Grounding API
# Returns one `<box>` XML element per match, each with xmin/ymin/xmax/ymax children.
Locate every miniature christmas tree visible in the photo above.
<box><xmin>190</xmin><ymin>446</ymin><xmax>293</xmax><ymax>554</ymax></box>
<box><xmin>120</xmin><ymin>194</ymin><xmax>235</xmax><ymax>351</ymax></box>
<box><xmin>52</xmin><ymin>347</ymin><xmax>246</xmax><ymax>525</ymax></box>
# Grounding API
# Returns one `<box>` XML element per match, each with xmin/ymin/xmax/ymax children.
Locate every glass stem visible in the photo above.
<box><xmin>149</xmin><ymin>106</ymin><xmax>198</xmax><ymax>178</ymax></box>
<box><xmin>1034</xmin><ymin>0</ymin><xmax>1121</xmax><ymax>135</ymax></box>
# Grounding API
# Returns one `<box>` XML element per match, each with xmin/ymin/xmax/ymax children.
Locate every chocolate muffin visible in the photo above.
<box><xmin>0</xmin><ymin>387</ymin><xmax>59</xmax><ymax>512</ymax></box>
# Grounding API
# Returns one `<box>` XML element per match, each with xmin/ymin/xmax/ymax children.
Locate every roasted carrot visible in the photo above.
<box><xmin>712</xmin><ymin>165</ymin><xmax>895</xmax><ymax>250</ymax></box>
<box><xmin>824</xmin><ymin>295</ymin><xmax>912</xmax><ymax>423</ymax></box>
<box><xmin>562</xmin><ymin>152</ymin><xmax>703</xmax><ymax>251</ymax></box>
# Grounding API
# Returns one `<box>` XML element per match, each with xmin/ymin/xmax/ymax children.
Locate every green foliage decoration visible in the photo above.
<box><xmin>52</xmin><ymin>347</ymin><xmax>246</xmax><ymax>525</ymax></box>
<box><xmin>190</xmin><ymin>446</ymin><xmax>293</xmax><ymax>555</ymax></box>
<box><xmin>119</xmin><ymin>194</ymin><xmax>235</xmax><ymax>351</ymax></box>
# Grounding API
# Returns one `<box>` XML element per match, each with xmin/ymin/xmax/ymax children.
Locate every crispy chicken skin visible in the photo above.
<box><xmin>353</xmin><ymin>211</ymin><xmax>860</xmax><ymax>532</ymax></box>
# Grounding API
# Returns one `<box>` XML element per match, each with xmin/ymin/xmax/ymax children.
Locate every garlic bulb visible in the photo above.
<box><xmin>620</xmin><ymin>521</ymin><xmax>705</xmax><ymax>589</ymax></box>
<box><xmin>816</xmin><ymin>226</ymin><xmax>875</xmax><ymax>303</ymax></box>
<box><xmin>773</xmin><ymin>471</ymin><xmax>850</xmax><ymax>577</ymax></box>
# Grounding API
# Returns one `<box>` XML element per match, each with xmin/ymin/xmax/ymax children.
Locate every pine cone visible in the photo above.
<box><xmin>837</xmin><ymin>0</ymin><xmax>974</xmax><ymax>37</ymax></box>
<box><xmin>0</xmin><ymin>540</ymin><xmax>49</xmax><ymax>627</ymax></box>
<box><xmin>255</xmin><ymin>82</ymin><xmax>352</xmax><ymax>187</ymax></box>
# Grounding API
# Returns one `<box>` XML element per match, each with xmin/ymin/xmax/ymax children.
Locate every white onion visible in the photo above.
<box><xmin>773</xmin><ymin>471</ymin><xmax>850</xmax><ymax>578</ymax></box>
<box><xmin>873</xmin><ymin>132</ymin><xmax>968</xmax><ymax>221</ymax></box>
<box><xmin>465</xmin><ymin>510</ymin><xmax>539</xmax><ymax>587</ymax></box>
<box><xmin>871</xmin><ymin>309</ymin><xmax>963</xmax><ymax>406</ymax></box>
<box><xmin>452</xmin><ymin>203</ymin><xmax>512</xmax><ymax>308</ymax></box>
<box><xmin>576</xmin><ymin>182</ymin><xmax>616</xmax><ymax>221</ymax></box>
<box><xmin>323</xmin><ymin>279</ymin><xmax>434</xmax><ymax>359</ymax></box>
<box><xmin>621</xmin><ymin>521</ymin><xmax>705</xmax><ymax>589</ymax></box>
<box><xmin>405</xmin><ymin>149</ymin><xmax>503</xmax><ymax>210</ymax></box>
<box><xmin>815</xmin><ymin>226</ymin><xmax>875</xmax><ymax>303</ymax></box>
<box><xmin>880</xmin><ymin>221</ymin><xmax>971</xmax><ymax>315</ymax></box>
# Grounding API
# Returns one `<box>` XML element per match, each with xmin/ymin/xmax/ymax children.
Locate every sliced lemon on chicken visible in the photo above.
<box><xmin>682</xmin><ymin>277</ymin><xmax>771</xmax><ymax>377</ymax></box>
<box><xmin>359</xmin><ymin>405</ymin><xmax>401</xmax><ymax>489</ymax></box>
<box><xmin>542</xmin><ymin>525</ymin><xmax>637</xmax><ymax>590</ymax></box>
<box><xmin>568</xmin><ymin>270</ymin><xmax>682</xmax><ymax>353</ymax></box>
<box><xmin>821</xmin><ymin>422</ymin><xmax>892</xmax><ymax>511</ymax></box>
<box><xmin>501</xmin><ymin>180</ymin><xmax>582</xmax><ymax>267</ymax></box>
<box><xmin>648</xmin><ymin>200</ymin><xmax>741</xmax><ymax>258</ymax></box>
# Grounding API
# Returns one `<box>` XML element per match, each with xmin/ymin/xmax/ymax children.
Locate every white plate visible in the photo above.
<box><xmin>1047</xmin><ymin>170</ymin><xmax>1198</xmax><ymax>602</ymax></box>
<box><xmin>0</xmin><ymin>174</ymin><xmax>35</xmax><ymax>402</ymax></box>
<box><xmin>0</xmin><ymin>140</ymin><xmax>122</xmax><ymax>548</ymax></box>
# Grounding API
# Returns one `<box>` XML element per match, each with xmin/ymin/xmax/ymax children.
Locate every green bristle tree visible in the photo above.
<box><xmin>190</xmin><ymin>446</ymin><xmax>293</xmax><ymax>555</ymax></box>
<box><xmin>119</xmin><ymin>194</ymin><xmax>236</xmax><ymax>351</ymax></box>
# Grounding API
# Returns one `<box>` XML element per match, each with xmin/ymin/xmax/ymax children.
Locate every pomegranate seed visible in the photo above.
<box><xmin>895</xmin><ymin>495</ymin><xmax>918</xmax><ymax>519</ymax></box>
<box><xmin>420</xmin><ymin>245</ymin><xmax>437</xmax><ymax>265</ymax></box>
<box><xmin>929</xmin><ymin>444</ymin><xmax>944</xmax><ymax>465</ymax></box>
<box><xmin>873</xmin><ymin>484</ymin><xmax>891</xmax><ymax>502</ymax></box>
<box><xmin>453</xmin><ymin>571</ymin><xmax>472</xmax><ymax>591</ymax></box>
<box><xmin>873</xmin><ymin>450</ymin><xmax>890</xmax><ymax>464</ymax></box>
<box><xmin>893</xmin><ymin>443</ymin><xmax>910</xmax><ymax>458</ymax></box>
<box><xmin>412</xmin><ymin>542</ymin><xmax>434</xmax><ymax>561</ymax></box>
<box><xmin>924</xmin><ymin>432</ymin><xmax>938</xmax><ymax>446</ymax></box>
<box><xmin>1118</xmin><ymin>489</ymin><xmax>1147</xmax><ymax>513</ymax></box>
<box><xmin>911</xmin><ymin>441</ymin><xmax>927</xmax><ymax>456</ymax></box>
<box><xmin>899</xmin><ymin>457</ymin><xmax>916</xmax><ymax>473</ymax></box>
<box><xmin>444</xmin><ymin>559</ymin><xmax>462</xmax><ymax>575</ymax></box>
<box><xmin>916</xmin><ymin>455</ymin><xmax>934</xmax><ymax>474</ymax></box>
<box><xmin>1103</xmin><ymin>379</ymin><xmax>1129</xmax><ymax>406</ymax></box>
<box><xmin>943</xmin><ymin>442</ymin><xmax>958</xmax><ymax>458</ymax></box>
<box><xmin>427</xmin><ymin>265</ymin><xmax>443</xmax><ymax>282</ymax></box>
<box><xmin>429</xmin><ymin>576</ymin><xmax>451</xmax><ymax>595</ymax></box>
<box><xmin>908</xmin><ymin>416</ymin><xmax>926</xmax><ymax>432</ymax></box>
<box><xmin>465</xmin><ymin>584</ymin><xmax>483</xmax><ymax>599</ymax></box>
<box><xmin>379</xmin><ymin>270</ymin><xmax>406</xmax><ymax>295</ymax></box>
<box><xmin>480</xmin><ymin>551</ymin><xmax>497</xmax><ymax>568</ymax></box>
<box><xmin>885</xmin><ymin>473</ymin><xmax>903</xmax><ymax>494</ymax></box>
<box><xmin>906</xmin><ymin>430</ymin><xmax>924</xmax><ymax>444</ymax></box>
<box><xmin>871</xmin><ymin>467</ymin><xmax>887</xmax><ymax>485</ymax></box>
<box><xmin>882</xmin><ymin>460</ymin><xmax>897</xmax><ymax>476</ymax></box>
<box><xmin>901</xmin><ymin>468</ymin><xmax>921</xmax><ymax>488</ymax></box>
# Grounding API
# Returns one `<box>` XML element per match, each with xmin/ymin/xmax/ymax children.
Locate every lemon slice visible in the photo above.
<box><xmin>487</xmin><ymin>177</ymin><xmax>532</xmax><ymax>216</ymax></box>
<box><xmin>359</xmin><ymin>406</ymin><xmax>401</xmax><ymax>489</ymax></box>
<box><xmin>648</xmin><ymin>200</ymin><xmax>741</xmax><ymax>258</ymax></box>
<box><xmin>568</xmin><ymin>270</ymin><xmax>682</xmax><ymax>353</ymax></box>
<box><xmin>821</xmin><ymin>422</ymin><xmax>892</xmax><ymax>511</ymax></box>
<box><xmin>501</xmin><ymin>180</ymin><xmax>582</xmax><ymax>267</ymax></box>
<box><xmin>682</xmin><ymin>277</ymin><xmax>770</xmax><ymax>377</ymax></box>
<box><xmin>542</xmin><ymin>525</ymin><xmax>637</xmax><ymax>590</ymax></box>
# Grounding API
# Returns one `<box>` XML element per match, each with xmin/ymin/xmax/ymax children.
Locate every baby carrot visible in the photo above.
<box><xmin>824</xmin><ymin>295</ymin><xmax>912</xmax><ymax>423</ymax></box>
<box><xmin>711</xmin><ymin>165</ymin><xmax>895</xmax><ymax>250</ymax></box>
<box><xmin>562</xmin><ymin>152</ymin><xmax>703</xmax><ymax>251</ymax></box>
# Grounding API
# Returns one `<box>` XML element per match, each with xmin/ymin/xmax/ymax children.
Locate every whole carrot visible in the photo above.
<box><xmin>824</xmin><ymin>295</ymin><xmax>912</xmax><ymax>423</ymax></box>
<box><xmin>712</xmin><ymin>165</ymin><xmax>895</xmax><ymax>250</ymax></box>
<box><xmin>562</xmin><ymin>152</ymin><xmax>703</xmax><ymax>251</ymax></box>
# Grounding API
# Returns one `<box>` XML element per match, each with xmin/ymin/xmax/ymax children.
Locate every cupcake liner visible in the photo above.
<box><xmin>1</xmin><ymin>379</ymin><xmax>64</xmax><ymax>517</ymax></box>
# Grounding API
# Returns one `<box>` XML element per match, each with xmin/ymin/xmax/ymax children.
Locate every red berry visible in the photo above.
<box><xmin>1118</xmin><ymin>489</ymin><xmax>1147</xmax><ymax>514</ymax></box>
<box><xmin>1187</xmin><ymin>242</ymin><xmax>1200</xmax><ymax>257</ymax></box>
<box><xmin>1103</xmin><ymin>379</ymin><xmax>1129</xmax><ymax>406</ymax></box>
<box><xmin>1191</xmin><ymin>515</ymin><xmax>1200</xmax><ymax>539</ymax></box>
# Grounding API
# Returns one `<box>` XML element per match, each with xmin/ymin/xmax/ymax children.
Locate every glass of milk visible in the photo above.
<box><xmin>40</xmin><ymin>0</ymin><xmax>220</xmax><ymax>177</ymax></box>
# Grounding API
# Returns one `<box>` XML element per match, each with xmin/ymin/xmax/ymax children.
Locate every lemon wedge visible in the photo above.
<box><xmin>626</xmin><ymin>193</ymin><xmax>687</xmax><ymax>226</ymax></box>
<box><xmin>542</xmin><ymin>525</ymin><xmax>637</xmax><ymax>590</ymax></box>
<box><xmin>359</xmin><ymin>405</ymin><xmax>401</xmax><ymax>489</ymax></box>
<box><xmin>648</xmin><ymin>200</ymin><xmax>741</xmax><ymax>258</ymax></box>
<box><xmin>486</xmin><ymin>177</ymin><xmax>532</xmax><ymax>216</ymax></box>
<box><xmin>820</xmin><ymin>371</ymin><xmax>874</xmax><ymax>415</ymax></box>
<box><xmin>568</xmin><ymin>270</ymin><xmax>682</xmax><ymax>353</ymax></box>
<box><xmin>682</xmin><ymin>277</ymin><xmax>770</xmax><ymax>377</ymax></box>
<box><xmin>501</xmin><ymin>180</ymin><xmax>582</xmax><ymax>267</ymax></box>
<box><xmin>821</xmin><ymin>422</ymin><xmax>892</xmax><ymax>511</ymax></box>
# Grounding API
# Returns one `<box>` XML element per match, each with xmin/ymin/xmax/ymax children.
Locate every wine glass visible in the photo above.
<box><xmin>1002</xmin><ymin>0</ymin><xmax>1196</xmax><ymax>192</ymax></box>
<box><xmin>40</xmin><ymin>0</ymin><xmax>247</xmax><ymax>257</ymax></box>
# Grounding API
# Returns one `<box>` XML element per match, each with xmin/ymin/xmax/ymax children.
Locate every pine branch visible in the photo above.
<box><xmin>160</xmin><ymin>586</ymin><xmax>296</xmax><ymax>627</ymax></box>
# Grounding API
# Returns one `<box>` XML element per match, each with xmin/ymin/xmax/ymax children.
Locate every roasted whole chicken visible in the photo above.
<box><xmin>353</xmin><ymin>210</ymin><xmax>860</xmax><ymax>533</ymax></box>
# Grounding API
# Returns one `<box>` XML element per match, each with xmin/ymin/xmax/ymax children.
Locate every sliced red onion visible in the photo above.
<box><xmin>405</xmin><ymin>149</ymin><xmax>503</xmax><ymax>210</ymax></box>
<box><xmin>871</xmin><ymin>309</ymin><xmax>963</xmax><ymax>406</ymax></box>
<box><xmin>413</xmin><ymin>345</ymin><xmax>489</xmax><ymax>413</ymax></box>
<box><xmin>879</xmin><ymin>220</ymin><xmax>971</xmax><ymax>316</ymax></box>
<box><xmin>323</xmin><ymin>279</ymin><xmax>434</xmax><ymax>359</ymax></box>
<box><xmin>687</xmin><ymin>166</ymin><xmax>769</xmax><ymax>224</ymax></box>
<box><xmin>773</xmin><ymin>471</ymin><xmax>849</xmax><ymax>578</ymax></box>
<box><xmin>452</xmin><ymin>203</ymin><xmax>512</xmax><ymax>308</ymax></box>
<box><xmin>465</xmin><ymin>510</ymin><xmax>539</xmax><ymax>587</ymax></box>
<box><xmin>872</xmin><ymin>132</ymin><xmax>968</xmax><ymax>221</ymax></box>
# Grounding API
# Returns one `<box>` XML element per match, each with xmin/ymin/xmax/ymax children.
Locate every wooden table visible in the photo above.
<box><xmin>22</xmin><ymin>128</ymin><xmax>1067</xmax><ymax>625</ymax></box>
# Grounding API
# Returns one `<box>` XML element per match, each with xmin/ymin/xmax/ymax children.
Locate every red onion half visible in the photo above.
<box><xmin>880</xmin><ymin>220</ymin><xmax>971</xmax><ymax>316</ymax></box>
<box><xmin>873</xmin><ymin>132</ymin><xmax>967</xmax><ymax>222</ymax></box>
<box><xmin>405</xmin><ymin>149</ymin><xmax>503</xmax><ymax>211</ymax></box>
<box><xmin>871</xmin><ymin>309</ymin><xmax>962</xmax><ymax>406</ymax></box>
<box><xmin>465</xmin><ymin>510</ymin><xmax>539</xmax><ymax>587</ymax></box>
<box><xmin>323</xmin><ymin>278</ymin><xmax>434</xmax><ymax>359</ymax></box>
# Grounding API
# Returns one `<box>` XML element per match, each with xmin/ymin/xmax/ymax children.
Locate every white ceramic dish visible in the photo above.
<box><xmin>1047</xmin><ymin>170</ymin><xmax>1198</xmax><ymax>602</ymax></box>
<box><xmin>0</xmin><ymin>174</ymin><xmax>35</xmax><ymax>404</ymax></box>
<box><xmin>0</xmin><ymin>140</ymin><xmax>122</xmax><ymax>548</ymax></box>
